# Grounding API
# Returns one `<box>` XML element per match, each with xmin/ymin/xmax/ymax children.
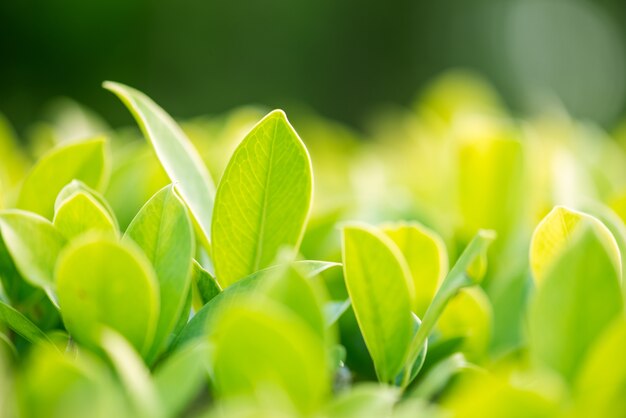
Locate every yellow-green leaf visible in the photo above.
<box><xmin>530</xmin><ymin>206</ymin><xmax>621</xmax><ymax>285</ymax></box>
<box><xmin>0</xmin><ymin>210</ymin><xmax>66</xmax><ymax>292</ymax></box>
<box><xmin>124</xmin><ymin>185</ymin><xmax>194</xmax><ymax>362</ymax></box>
<box><xmin>103</xmin><ymin>82</ymin><xmax>215</xmax><ymax>250</ymax></box>
<box><xmin>342</xmin><ymin>224</ymin><xmax>414</xmax><ymax>383</ymax></box>
<box><xmin>212</xmin><ymin>110</ymin><xmax>313</xmax><ymax>287</ymax></box>
<box><xmin>56</xmin><ymin>236</ymin><xmax>159</xmax><ymax>357</ymax></box>
<box><xmin>529</xmin><ymin>226</ymin><xmax>623</xmax><ymax>381</ymax></box>
<box><xmin>53</xmin><ymin>186</ymin><xmax>118</xmax><ymax>240</ymax></box>
<box><xmin>382</xmin><ymin>221</ymin><xmax>448</xmax><ymax>317</ymax></box>
<box><xmin>17</xmin><ymin>137</ymin><xmax>109</xmax><ymax>219</ymax></box>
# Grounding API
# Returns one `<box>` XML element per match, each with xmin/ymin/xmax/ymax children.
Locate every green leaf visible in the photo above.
<box><xmin>211</xmin><ymin>110</ymin><xmax>313</xmax><ymax>287</ymax></box>
<box><xmin>103</xmin><ymin>82</ymin><xmax>215</xmax><ymax>250</ymax></box>
<box><xmin>210</xmin><ymin>300</ymin><xmax>329</xmax><ymax>413</ymax></box>
<box><xmin>400</xmin><ymin>229</ymin><xmax>496</xmax><ymax>387</ymax></box>
<box><xmin>530</xmin><ymin>206</ymin><xmax>621</xmax><ymax>285</ymax></box>
<box><xmin>0</xmin><ymin>300</ymin><xmax>53</xmax><ymax>345</ymax></box>
<box><xmin>54</xmin><ymin>180</ymin><xmax>118</xmax><ymax>227</ymax></box>
<box><xmin>172</xmin><ymin>260</ymin><xmax>340</xmax><ymax>350</ymax></box>
<box><xmin>191</xmin><ymin>259</ymin><xmax>221</xmax><ymax>305</ymax></box>
<box><xmin>17</xmin><ymin>137</ymin><xmax>109</xmax><ymax>219</ymax></box>
<box><xmin>574</xmin><ymin>319</ymin><xmax>626</xmax><ymax>418</ymax></box>
<box><xmin>124</xmin><ymin>185</ymin><xmax>194</xmax><ymax>362</ymax></box>
<box><xmin>529</xmin><ymin>226</ymin><xmax>623</xmax><ymax>382</ymax></box>
<box><xmin>56</xmin><ymin>236</ymin><xmax>159</xmax><ymax>357</ymax></box>
<box><xmin>0</xmin><ymin>210</ymin><xmax>66</xmax><ymax>292</ymax></box>
<box><xmin>342</xmin><ymin>224</ymin><xmax>414</xmax><ymax>383</ymax></box>
<box><xmin>381</xmin><ymin>221</ymin><xmax>448</xmax><ymax>317</ymax></box>
<box><xmin>154</xmin><ymin>342</ymin><xmax>211</xmax><ymax>418</ymax></box>
<box><xmin>53</xmin><ymin>185</ymin><xmax>118</xmax><ymax>240</ymax></box>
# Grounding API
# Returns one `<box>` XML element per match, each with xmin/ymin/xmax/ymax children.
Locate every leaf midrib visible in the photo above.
<box><xmin>250</xmin><ymin>117</ymin><xmax>279</xmax><ymax>273</ymax></box>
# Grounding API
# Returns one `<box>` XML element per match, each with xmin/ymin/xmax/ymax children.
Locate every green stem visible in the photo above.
<box><xmin>400</xmin><ymin>230</ymin><xmax>495</xmax><ymax>388</ymax></box>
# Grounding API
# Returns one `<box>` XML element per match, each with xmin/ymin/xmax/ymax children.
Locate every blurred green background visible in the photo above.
<box><xmin>2</xmin><ymin>0</ymin><xmax>626</xmax><ymax>133</ymax></box>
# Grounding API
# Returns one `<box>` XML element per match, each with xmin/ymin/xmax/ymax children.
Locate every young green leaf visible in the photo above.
<box><xmin>103</xmin><ymin>82</ymin><xmax>215</xmax><ymax>250</ymax></box>
<box><xmin>17</xmin><ymin>137</ymin><xmax>109</xmax><ymax>219</ymax></box>
<box><xmin>342</xmin><ymin>224</ymin><xmax>414</xmax><ymax>383</ymax></box>
<box><xmin>381</xmin><ymin>221</ymin><xmax>448</xmax><ymax>317</ymax></box>
<box><xmin>53</xmin><ymin>188</ymin><xmax>118</xmax><ymax>240</ymax></box>
<box><xmin>0</xmin><ymin>300</ymin><xmax>53</xmax><ymax>345</ymax></box>
<box><xmin>0</xmin><ymin>210</ymin><xmax>66</xmax><ymax>292</ymax></box>
<box><xmin>211</xmin><ymin>110</ymin><xmax>313</xmax><ymax>287</ymax></box>
<box><xmin>54</xmin><ymin>180</ymin><xmax>119</xmax><ymax>227</ymax></box>
<box><xmin>530</xmin><ymin>206</ymin><xmax>621</xmax><ymax>284</ymax></box>
<box><xmin>124</xmin><ymin>185</ymin><xmax>194</xmax><ymax>362</ymax></box>
<box><xmin>529</xmin><ymin>226</ymin><xmax>623</xmax><ymax>382</ymax></box>
<box><xmin>56</xmin><ymin>236</ymin><xmax>159</xmax><ymax>358</ymax></box>
<box><xmin>210</xmin><ymin>300</ymin><xmax>329</xmax><ymax>413</ymax></box>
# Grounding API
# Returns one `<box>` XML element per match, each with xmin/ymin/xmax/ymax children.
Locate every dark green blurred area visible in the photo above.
<box><xmin>2</xmin><ymin>0</ymin><xmax>626</xmax><ymax>134</ymax></box>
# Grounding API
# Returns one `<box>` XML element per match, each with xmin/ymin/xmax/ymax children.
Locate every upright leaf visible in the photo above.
<box><xmin>382</xmin><ymin>222</ymin><xmax>448</xmax><ymax>317</ymax></box>
<box><xmin>530</xmin><ymin>206</ymin><xmax>621</xmax><ymax>284</ymax></box>
<box><xmin>17</xmin><ymin>137</ymin><xmax>109</xmax><ymax>219</ymax></box>
<box><xmin>56</xmin><ymin>236</ymin><xmax>159</xmax><ymax>357</ymax></box>
<box><xmin>342</xmin><ymin>224</ymin><xmax>414</xmax><ymax>383</ymax></box>
<box><xmin>0</xmin><ymin>210</ymin><xmax>66</xmax><ymax>292</ymax></box>
<box><xmin>212</xmin><ymin>110</ymin><xmax>313</xmax><ymax>287</ymax></box>
<box><xmin>529</xmin><ymin>226</ymin><xmax>623</xmax><ymax>381</ymax></box>
<box><xmin>124</xmin><ymin>185</ymin><xmax>194</xmax><ymax>361</ymax></box>
<box><xmin>103</xmin><ymin>82</ymin><xmax>215</xmax><ymax>249</ymax></box>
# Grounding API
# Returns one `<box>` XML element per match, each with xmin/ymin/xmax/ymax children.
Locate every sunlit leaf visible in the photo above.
<box><xmin>0</xmin><ymin>210</ymin><xmax>66</xmax><ymax>292</ymax></box>
<box><xmin>104</xmin><ymin>82</ymin><xmax>215</xmax><ymax>249</ymax></box>
<box><xmin>529</xmin><ymin>226</ymin><xmax>623</xmax><ymax>381</ymax></box>
<box><xmin>382</xmin><ymin>221</ymin><xmax>448</xmax><ymax>317</ymax></box>
<box><xmin>56</xmin><ymin>236</ymin><xmax>159</xmax><ymax>357</ymax></box>
<box><xmin>124</xmin><ymin>185</ymin><xmax>194</xmax><ymax>362</ymax></box>
<box><xmin>212</xmin><ymin>110</ymin><xmax>313</xmax><ymax>287</ymax></box>
<box><xmin>17</xmin><ymin>137</ymin><xmax>109</xmax><ymax>219</ymax></box>
<box><xmin>530</xmin><ymin>206</ymin><xmax>621</xmax><ymax>285</ymax></box>
<box><xmin>53</xmin><ymin>185</ymin><xmax>118</xmax><ymax>240</ymax></box>
<box><xmin>342</xmin><ymin>224</ymin><xmax>414</xmax><ymax>383</ymax></box>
